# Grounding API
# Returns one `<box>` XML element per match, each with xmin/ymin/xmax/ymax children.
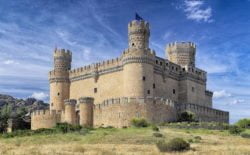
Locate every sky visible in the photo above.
<box><xmin>0</xmin><ymin>0</ymin><xmax>249</xmax><ymax>123</ymax></box>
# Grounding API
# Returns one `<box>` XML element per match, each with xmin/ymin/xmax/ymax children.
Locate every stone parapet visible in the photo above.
<box><xmin>122</xmin><ymin>56</ymin><xmax>155</xmax><ymax>65</ymax></box>
<box><xmin>94</xmin><ymin>96</ymin><xmax>177</xmax><ymax>128</ymax></box>
<box><xmin>167</xmin><ymin>42</ymin><xmax>196</xmax><ymax>49</ymax></box>
<box><xmin>205</xmin><ymin>90</ymin><xmax>213</xmax><ymax>97</ymax></box>
<box><xmin>79</xmin><ymin>97</ymin><xmax>94</xmax><ymax>104</ymax></box>
<box><xmin>94</xmin><ymin>97</ymin><xmax>176</xmax><ymax>109</ymax></box>
<box><xmin>64</xmin><ymin>99</ymin><xmax>77</xmax><ymax>105</ymax></box>
<box><xmin>31</xmin><ymin>109</ymin><xmax>61</xmax><ymax>130</ymax></box>
<box><xmin>177</xmin><ymin>103</ymin><xmax>229</xmax><ymax>123</ymax></box>
<box><xmin>69</xmin><ymin>57</ymin><xmax>122</xmax><ymax>81</ymax></box>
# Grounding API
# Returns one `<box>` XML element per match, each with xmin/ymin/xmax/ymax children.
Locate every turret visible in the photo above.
<box><xmin>166</xmin><ymin>42</ymin><xmax>196</xmax><ymax>67</ymax></box>
<box><xmin>49</xmin><ymin>48</ymin><xmax>72</xmax><ymax>111</ymax></box>
<box><xmin>122</xmin><ymin>15</ymin><xmax>155</xmax><ymax>98</ymax></box>
<box><xmin>79</xmin><ymin>97</ymin><xmax>94</xmax><ymax>127</ymax></box>
<box><xmin>64</xmin><ymin>99</ymin><xmax>76</xmax><ymax>124</ymax></box>
<box><xmin>128</xmin><ymin>18</ymin><xmax>150</xmax><ymax>50</ymax></box>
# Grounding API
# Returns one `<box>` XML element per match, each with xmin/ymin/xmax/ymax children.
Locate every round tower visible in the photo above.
<box><xmin>49</xmin><ymin>48</ymin><xmax>72</xmax><ymax>111</ymax></box>
<box><xmin>122</xmin><ymin>17</ymin><xmax>155</xmax><ymax>97</ymax></box>
<box><xmin>64</xmin><ymin>99</ymin><xmax>76</xmax><ymax>125</ymax></box>
<box><xmin>166</xmin><ymin>42</ymin><xmax>196</xmax><ymax>67</ymax></box>
<box><xmin>128</xmin><ymin>19</ymin><xmax>150</xmax><ymax>49</ymax></box>
<box><xmin>79</xmin><ymin>97</ymin><xmax>94</xmax><ymax>127</ymax></box>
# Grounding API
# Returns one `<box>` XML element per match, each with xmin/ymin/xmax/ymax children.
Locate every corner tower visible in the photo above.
<box><xmin>166</xmin><ymin>42</ymin><xmax>196</xmax><ymax>67</ymax></box>
<box><xmin>49</xmin><ymin>48</ymin><xmax>72</xmax><ymax>111</ymax></box>
<box><xmin>122</xmin><ymin>15</ymin><xmax>155</xmax><ymax>97</ymax></box>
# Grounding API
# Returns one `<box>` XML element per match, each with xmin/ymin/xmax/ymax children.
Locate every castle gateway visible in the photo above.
<box><xmin>31</xmin><ymin>17</ymin><xmax>229</xmax><ymax>130</ymax></box>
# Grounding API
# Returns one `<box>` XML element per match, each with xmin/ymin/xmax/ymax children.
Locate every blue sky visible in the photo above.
<box><xmin>0</xmin><ymin>0</ymin><xmax>249</xmax><ymax>123</ymax></box>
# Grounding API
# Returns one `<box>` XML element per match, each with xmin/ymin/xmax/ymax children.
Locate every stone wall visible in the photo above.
<box><xmin>31</xmin><ymin>110</ymin><xmax>61</xmax><ymax>130</ymax></box>
<box><xmin>70</xmin><ymin>70</ymin><xmax>124</xmax><ymax>104</ymax></box>
<box><xmin>94</xmin><ymin>97</ymin><xmax>177</xmax><ymax>128</ymax></box>
<box><xmin>177</xmin><ymin>103</ymin><xmax>229</xmax><ymax>123</ymax></box>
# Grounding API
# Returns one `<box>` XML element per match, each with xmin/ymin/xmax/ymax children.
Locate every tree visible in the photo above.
<box><xmin>178</xmin><ymin>111</ymin><xmax>196</xmax><ymax>122</ymax></box>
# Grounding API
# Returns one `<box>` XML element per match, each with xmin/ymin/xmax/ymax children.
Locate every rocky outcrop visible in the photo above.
<box><xmin>0</xmin><ymin>94</ymin><xmax>49</xmax><ymax>132</ymax></box>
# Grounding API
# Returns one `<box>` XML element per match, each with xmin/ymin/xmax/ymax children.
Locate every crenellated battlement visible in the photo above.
<box><xmin>128</xmin><ymin>20</ymin><xmax>149</xmax><ymax>30</ymax></box>
<box><xmin>181</xmin><ymin>66</ymin><xmax>207</xmax><ymax>81</ymax></box>
<box><xmin>69</xmin><ymin>57</ymin><xmax>122</xmax><ymax>79</ymax></box>
<box><xmin>94</xmin><ymin>97</ymin><xmax>176</xmax><ymax>110</ymax></box>
<box><xmin>178</xmin><ymin>103</ymin><xmax>229</xmax><ymax>122</ymax></box>
<box><xmin>64</xmin><ymin>99</ymin><xmax>77</xmax><ymax>105</ymax></box>
<box><xmin>167</xmin><ymin>42</ymin><xmax>196</xmax><ymax>49</ymax></box>
<box><xmin>54</xmin><ymin>48</ymin><xmax>72</xmax><ymax>58</ymax></box>
<box><xmin>166</xmin><ymin>41</ymin><xmax>196</xmax><ymax>67</ymax></box>
<box><xmin>128</xmin><ymin>19</ymin><xmax>150</xmax><ymax>49</ymax></box>
<box><xmin>31</xmin><ymin>109</ymin><xmax>61</xmax><ymax>116</ymax></box>
<box><xmin>31</xmin><ymin>109</ymin><xmax>62</xmax><ymax>130</ymax></box>
<box><xmin>153</xmin><ymin>56</ymin><xmax>206</xmax><ymax>82</ymax></box>
<box><xmin>205</xmin><ymin>90</ymin><xmax>213</xmax><ymax>97</ymax></box>
<box><xmin>121</xmin><ymin>48</ymin><xmax>155</xmax><ymax>57</ymax></box>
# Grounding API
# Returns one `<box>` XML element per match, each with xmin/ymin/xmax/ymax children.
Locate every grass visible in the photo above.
<box><xmin>0</xmin><ymin>127</ymin><xmax>250</xmax><ymax>154</ymax></box>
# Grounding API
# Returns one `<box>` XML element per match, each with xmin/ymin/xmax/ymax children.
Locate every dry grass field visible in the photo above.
<box><xmin>0</xmin><ymin>127</ymin><xmax>250</xmax><ymax>155</ymax></box>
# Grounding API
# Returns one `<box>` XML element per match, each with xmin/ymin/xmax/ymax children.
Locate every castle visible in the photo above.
<box><xmin>31</xmin><ymin>17</ymin><xmax>229</xmax><ymax>130</ymax></box>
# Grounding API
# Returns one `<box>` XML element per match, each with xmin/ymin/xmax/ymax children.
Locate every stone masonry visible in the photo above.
<box><xmin>31</xmin><ymin>16</ymin><xmax>229</xmax><ymax>130</ymax></box>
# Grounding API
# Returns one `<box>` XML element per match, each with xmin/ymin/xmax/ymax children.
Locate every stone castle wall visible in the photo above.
<box><xmin>177</xmin><ymin>103</ymin><xmax>229</xmax><ymax>123</ymax></box>
<box><xmin>94</xmin><ymin>97</ymin><xmax>177</xmax><ymax>128</ymax></box>
<box><xmin>68</xmin><ymin>50</ymin><xmax>210</xmax><ymax>106</ymax></box>
<box><xmin>31</xmin><ymin>96</ymin><xmax>228</xmax><ymax>130</ymax></box>
<box><xmin>31</xmin><ymin>110</ymin><xmax>61</xmax><ymax>130</ymax></box>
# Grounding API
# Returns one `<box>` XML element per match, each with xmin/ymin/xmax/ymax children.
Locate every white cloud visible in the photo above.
<box><xmin>197</xmin><ymin>52</ymin><xmax>238</xmax><ymax>74</ymax></box>
<box><xmin>55</xmin><ymin>29</ymin><xmax>77</xmax><ymax>46</ymax></box>
<box><xmin>83</xmin><ymin>48</ymin><xmax>91</xmax><ymax>61</ymax></box>
<box><xmin>162</xmin><ymin>31</ymin><xmax>173</xmax><ymax>41</ymax></box>
<box><xmin>213</xmin><ymin>90</ymin><xmax>231</xmax><ymax>99</ymax></box>
<box><xmin>31</xmin><ymin>92</ymin><xmax>48</xmax><ymax>100</ymax></box>
<box><xmin>183</xmin><ymin>0</ymin><xmax>213</xmax><ymax>23</ymax></box>
<box><xmin>231</xmin><ymin>99</ymin><xmax>245</xmax><ymax>105</ymax></box>
<box><xmin>3</xmin><ymin>60</ymin><xmax>19</xmax><ymax>65</ymax></box>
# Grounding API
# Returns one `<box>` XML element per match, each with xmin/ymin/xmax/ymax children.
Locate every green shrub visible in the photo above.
<box><xmin>156</xmin><ymin>138</ymin><xmax>190</xmax><ymax>152</ymax></box>
<box><xmin>187</xmin><ymin>139</ymin><xmax>193</xmax><ymax>143</ymax></box>
<box><xmin>2</xmin><ymin>132</ymin><xmax>15</xmax><ymax>138</ymax></box>
<box><xmin>241</xmin><ymin>132</ymin><xmax>250</xmax><ymax>138</ymax></box>
<box><xmin>55</xmin><ymin>123</ymin><xmax>82</xmax><ymax>133</ymax></box>
<box><xmin>153</xmin><ymin>132</ymin><xmax>163</xmax><ymax>137</ymax></box>
<box><xmin>222</xmin><ymin>123</ymin><xmax>230</xmax><ymax>130</ymax></box>
<box><xmin>229</xmin><ymin>125</ymin><xmax>244</xmax><ymax>135</ymax></box>
<box><xmin>78</xmin><ymin>128</ymin><xmax>90</xmax><ymax>135</ymax></box>
<box><xmin>1</xmin><ymin>130</ymin><xmax>32</xmax><ymax>138</ymax></box>
<box><xmin>151</xmin><ymin>125</ymin><xmax>159</xmax><ymax>131</ymax></box>
<box><xmin>33</xmin><ymin>128</ymin><xmax>56</xmax><ymax>134</ymax></box>
<box><xmin>194</xmin><ymin>136</ymin><xmax>202</xmax><ymax>140</ymax></box>
<box><xmin>178</xmin><ymin>112</ymin><xmax>196</xmax><ymax>122</ymax></box>
<box><xmin>236</xmin><ymin>119</ymin><xmax>250</xmax><ymax>129</ymax></box>
<box><xmin>130</xmin><ymin>118</ymin><xmax>148</xmax><ymax>128</ymax></box>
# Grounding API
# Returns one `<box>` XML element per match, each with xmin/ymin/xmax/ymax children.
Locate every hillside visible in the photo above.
<box><xmin>0</xmin><ymin>126</ymin><xmax>250</xmax><ymax>154</ymax></box>
<box><xmin>0</xmin><ymin>94</ymin><xmax>49</xmax><ymax>132</ymax></box>
<box><xmin>0</xmin><ymin>94</ymin><xmax>48</xmax><ymax>112</ymax></box>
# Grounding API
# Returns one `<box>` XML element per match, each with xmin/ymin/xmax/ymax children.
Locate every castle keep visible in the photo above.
<box><xmin>31</xmin><ymin>17</ymin><xmax>229</xmax><ymax>130</ymax></box>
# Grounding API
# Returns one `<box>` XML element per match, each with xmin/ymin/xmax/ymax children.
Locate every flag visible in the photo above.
<box><xmin>135</xmin><ymin>13</ymin><xmax>143</xmax><ymax>21</ymax></box>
